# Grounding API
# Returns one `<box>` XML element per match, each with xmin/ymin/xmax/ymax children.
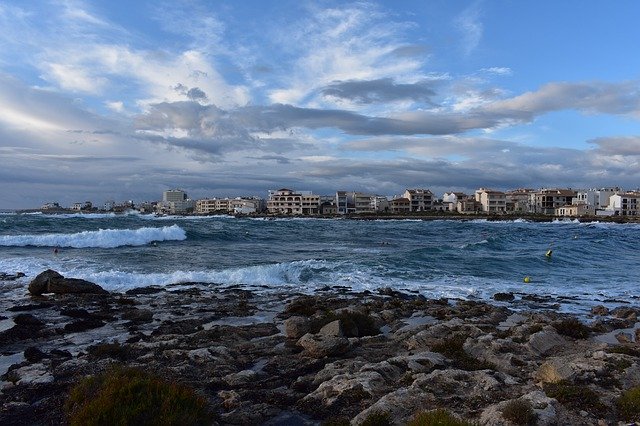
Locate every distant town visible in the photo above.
<box><xmin>26</xmin><ymin>186</ymin><xmax>640</xmax><ymax>219</ymax></box>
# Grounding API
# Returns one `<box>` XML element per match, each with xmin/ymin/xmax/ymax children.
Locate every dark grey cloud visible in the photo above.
<box><xmin>173</xmin><ymin>83</ymin><xmax>208</xmax><ymax>101</ymax></box>
<box><xmin>321</xmin><ymin>78</ymin><xmax>437</xmax><ymax>104</ymax></box>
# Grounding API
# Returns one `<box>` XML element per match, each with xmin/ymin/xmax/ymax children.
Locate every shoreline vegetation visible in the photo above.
<box><xmin>10</xmin><ymin>208</ymin><xmax>640</xmax><ymax>223</ymax></box>
<box><xmin>0</xmin><ymin>271</ymin><xmax>639</xmax><ymax>425</ymax></box>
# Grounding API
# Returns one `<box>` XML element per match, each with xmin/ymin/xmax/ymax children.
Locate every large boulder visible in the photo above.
<box><xmin>297</xmin><ymin>333</ymin><xmax>350</xmax><ymax>358</ymax></box>
<box><xmin>28</xmin><ymin>270</ymin><xmax>107</xmax><ymax>295</ymax></box>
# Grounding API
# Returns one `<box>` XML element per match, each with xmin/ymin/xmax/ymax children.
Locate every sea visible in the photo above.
<box><xmin>0</xmin><ymin>212</ymin><xmax>638</xmax><ymax>315</ymax></box>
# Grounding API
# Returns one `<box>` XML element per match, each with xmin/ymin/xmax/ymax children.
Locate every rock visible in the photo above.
<box><xmin>63</xmin><ymin>318</ymin><xmax>105</xmax><ymax>333</ymax></box>
<box><xmin>536</xmin><ymin>359</ymin><xmax>575</xmax><ymax>383</ymax></box>
<box><xmin>387</xmin><ymin>351</ymin><xmax>445</xmax><ymax>374</ymax></box>
<box><xmin>0</xmin><ymin>272</ymin><xmax>26</xmax><ymax>281</ymax></box>
<box><xmin>616</xmin><ymin>332</ymin><xmax>633</xmax><ymax>344</ymax></box>
<box><xmin>28</xmin><ymin>269</ymin><xmax>107</xmax><ymax>295</ymax></box>
<box><xmin>218</xmin><ymin>390</ymin><xmax>241</xmax><ymax>409</ymax></box>
<box><xmin>480</xmin><ymin>391</ymin><xmax>557</xmax><ymax>426</ymax></box>
<box><xmin>8</xmin><ymin>303</ymin><xmax>51</xmax><ymax>312</ymax></box>
<box><xmin>60</xmin><ymin>308</ymin><xmax>91</xmax><ymax>318</ymax></box>
<box><xmin>224</xmin><ymin>369</ymin><xmax>260</xmax><ymax>387</ymax></box>
<box><xmin>13</xmin><ymin>314</ymin><xmax>45</xmax><ymax>327</ymax></box>
<box><xmin>283</xmin><ymin>316</ymin><xmax>310</xmax><ymax>339</ymax></box>
<box><xmin>28</xmin><ymin>269</ymin><xmax>63</xmax><ymax>295</ymax></box>
<box><xmin>122</xmin><ymin>308</ymin><xmax>154</xmax><ymax>323</ymax></box>
<box><xmin>611</xmin><ymin>306</ymin><xmax>637</xmax><ymax>320</ymax></box>
<box><xmin>319</xmin><ymin>320</ymin><xmax>344</xmax><ymax>337</ymax></box>
<box><xmin>493</xmin><ymin>292</ymin><xmax>515</xmax><ymax>302</ymax></box>
<box><xmin>590</xmin><ymin>305</ymin><xmax>609</xmax><ymax>316</ymax></box>
<box><xmin>297</xmin><ymin>333</ymin><xmax>350</xmax><ymax>358</ymax></box>
<box><xmin>125</xmin><ymin>286</ymin><xmax>166</xmax><ymax>295</ymax></box>
<box><xmin>24</xmin><ymin>347</ymin><xmax>48</xmax><ymax>363</ymax></box>
<box><xmin>527</xmin><ymin>328</ymin><xmax>566</xmax><ymax>355</ymax></box>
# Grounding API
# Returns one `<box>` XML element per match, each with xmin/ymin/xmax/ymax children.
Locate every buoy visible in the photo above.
<box><xmin>545</xmin><ymin>249</ymin><xmax>552</xmax><ymax>257</ymax></box>
<box><xmin>523</xmin><ymin>276</ymin><xmax>531</xmax><ymax>283</ymax></box>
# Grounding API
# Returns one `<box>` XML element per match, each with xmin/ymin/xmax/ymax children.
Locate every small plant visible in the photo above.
<box><xmin>607</xmin><ymin>345</ymin><xmax>640</xmax><ymax>357</ymax></box>
<box><xmin>408</xmin><ymin>409</ymin><xmax>473</xmax><ymax>426</ymax></box>
<box><xmin>616</xmin><ymin>386</ymin><xmax>640</xmax><ymax>422</ymax></box>
<box><xmin>360</xmin><ymin>411</ymin><xmax>392</xmax><ymax>426</ymax></box>
<box><xmin>543</xmin><ymin>380</ymin><xmax>606</xmax><ymax>415</ymax></box>
<box><xmin>65</xmin><ymin>366</ymin><xmax>210</xmax><ymax>426</ymax></box>
<box><xmin>501</xmin><ymin>399</ymin><xmax>537</xmax><ymax>425</ymax></box>
<box><xmin>86</xmin><ymin>342</ymin><xmax>130</xmax><ymax>361</ymax></box>
<box><xmin>552</xmin><ymin>318</ymin><xmax>590</xmax><ymax>339</ymax></box>
<box><xmin>431</xmin><ymin>335</ymin><xmax>495</xmax><ymax>371</ymax></box>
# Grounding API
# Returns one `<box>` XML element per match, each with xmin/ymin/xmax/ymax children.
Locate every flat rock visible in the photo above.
<box><xmin>297</xmin><ymin>333</ymin><xmax>350</xmax><ymax>358</ymax></box>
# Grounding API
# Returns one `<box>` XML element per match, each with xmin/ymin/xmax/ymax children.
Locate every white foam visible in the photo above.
<box><xmin>0</xmin><ymin>225</ymin><xmax>186</xmax><ymax>248</ymax></box>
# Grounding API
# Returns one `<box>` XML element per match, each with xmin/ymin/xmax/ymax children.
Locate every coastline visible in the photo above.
<box><xmin>11</xmin><ymin>208</ymin><xmax>640</xmax><ymax>224</ymax></box>
<box><xmin>1</xmin><ymin>275</ymin><xmax>639</xmax><ymax>425</ymax></box>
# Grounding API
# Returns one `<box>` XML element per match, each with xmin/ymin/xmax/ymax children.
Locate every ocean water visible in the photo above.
<box><xmin>0</xmin><ymin>212</ymin><xmax>638</xmax><ymax>314</ymax></box>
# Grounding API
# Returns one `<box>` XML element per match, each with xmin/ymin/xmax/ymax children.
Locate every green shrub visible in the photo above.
<box><xmin>543</xmin><ymin>380</ymin><xmax>606</xmax><ymax>415</ymax></box>
<box><xmin>616</xmin><ymin>386</ymin><xmax>640</xmax><ymax>421</ymax></box>
<box><xmin>431</xmin><ymin>335</ymin><xmax>495</xmax><ymax>371</ymax></box>
<box><xmin>607</xmin><ymin>345</ymin><xmax>640</xmax><ymax>357</ymax></box>
<box><xmin>552</xmin><ymin>318</ymin><xmax>590</xmax><ymax>339</ymax></box>
<box><xmin>65</xmin><ymin>366</ymin><xmax>210</xmax><ymax>426</ymax></box>
<box><xmin>501</xmin><ymin>399</ymin><xmax>537</xmax><ymax>425</ymax></box>
<box><xmin>360</xmin><ymin>411</ymin><xmax>392</xmax><ymax>426</ymax></box>
<box><xmin>408</xmin><ymin>409</ymin><xmax>473</xmax><ymax>426</ymax></box>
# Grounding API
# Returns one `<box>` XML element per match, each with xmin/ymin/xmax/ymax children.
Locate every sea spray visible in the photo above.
<box><xmin>0</xmin><ymin>225</ymin><xmax>186</xmax><ymax>248</ymax></box>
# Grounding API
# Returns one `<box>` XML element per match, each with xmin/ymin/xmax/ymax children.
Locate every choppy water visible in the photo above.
<box><xmin>0</xmin><ymin>212</ymin><xmax>638</xmax><ymax>314</ymax></box>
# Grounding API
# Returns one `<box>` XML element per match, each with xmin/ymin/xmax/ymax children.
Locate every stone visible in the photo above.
<box><xmin>224</xmin><ymin>369</ymin><xmax>259</xmax><ymax>387</ymax></box>
<box><xmin>611</xmin><ymin>306</ymin><xmax>637</xmax><ymax>320</ymax></box>
<box><xmin>297</xmin><ymin>333</ymin><xmax>350</xmax><ymax>358</ymax></box>
<box><xmin>28</xmin><ymin>269</ymin><xmax>107</xmax><ymax>295</ymax></box>
<box><xmin>590</xmin><ymin>305</ymin><xmax>609</xmax><ymax>316</ymax></box>
<box><xmin>24</xmin><ymin>347</ymin><xmax>48</xmax><ymax>363</ymax></box>
<box><xmin>318</xmin><ymin>320</ymin><xmax>344</xmax><ymax>337</ymax></box>
<box><xmin>536</xmin><ymin>359</ymin><xmax>575</xmax><ymax>383</ymax></box>
<box><xmin>493</xmin><ymin>292</ymin><xmax>515</xmax><ymax>302</ymax></box>
<box><xmin>122</xmin><ymin>308</ymin><xmax>154</xmax><ymax>323</ymax></box>
<box><xmin>283</xmin><ymin>316</ymin><xmax>310</xmax><ymax>339</ymax></box>
<box><xmin>13</xmin><ymin>314</ymin><xmax>44</xmax><ymax>327</ymax></box>
<box><xmin>527</xmin><ymin>328</ymin><xmax>566</xmax><ymax>355</ymax></box>
<box><xmin>63</xmin><ymin>318</ymin><xmax>105</xmax><ymax>333</ymax></box>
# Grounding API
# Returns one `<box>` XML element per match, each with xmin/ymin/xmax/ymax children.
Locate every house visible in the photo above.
<box><xmin>573</xmin><ymin>188</ymin><xmax>620</xmax><ymax>215</ymax></box>
<box><xmin>474</xmin><ymin>188</ymin><xmax>506</xmax><ymax>213</ymax></box>
<box><xmin>529</xmin><ymin>188</ymin><xmax>576</xmax><ymax>215</ymax></box>
<box><xmin>390</xmin><ymin>197</ymin><xmax>411</xmax><ymax>213</ymax></box>
<box><xmin>403</xmin><ymin>189</ymin><xmax>433</xmax><ymax>211</ymax></box>
<box><xmin>267</xmin><ymin>189</ymin><xmax>303</xmax><ymax>215</ymax></box>
<box><xmin>555</xmin><ymin>204</ymin><xmax>591</xmax><ymax>217</ymax></box>
<box><xmin>505</xmin><ymin>189</ymin><xmax>535</xmax><ymax>213</ymax></box>
<box><xmin>606</xmin><ymin>193</ymin><xmax>640</xmax><ymax>216</ymax></box>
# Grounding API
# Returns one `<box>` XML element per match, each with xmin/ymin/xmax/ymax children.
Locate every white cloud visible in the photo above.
<box><xmin>454</xmin><ymin>3</ymin><xmax>483</xmax><ymax>55</ymax></box>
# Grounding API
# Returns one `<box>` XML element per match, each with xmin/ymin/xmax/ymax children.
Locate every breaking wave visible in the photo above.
<box><xmin>0</xmin><ymin>225</ymin><xmax>186</xmax><ymax>248</ymax></box>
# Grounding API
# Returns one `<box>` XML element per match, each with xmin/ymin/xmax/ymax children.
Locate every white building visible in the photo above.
<box><xmin>573</xmin><ymin>187</ymin><xmax>620</xmax><ymax>215</ymax></box>
<box><xmin>403</xmin><ymin>189</ymin><xmax>433</xmax><ymax>211</ymax></box>
<box><xmin>475</xmin><ymin>188</ymin><xmax>506</xmax><ymax>213</ymax></box>
<box><xmin>529</xmin><ymin>188</ymin><xmax>576</xmax><ymax>215</ymax></box>
<box><xmin>267</xmin><ymin>189</ymin><xmax>303</xmax><ymax>215</ymax></box>
<box><xmin>606</xmin><ymin>193</ymin><xmax>640</xmax><ymax>216</ymax></box>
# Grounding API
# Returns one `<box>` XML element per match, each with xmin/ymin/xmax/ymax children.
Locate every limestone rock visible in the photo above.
<box><xmin>297</xmin><ymin>333</ymin><xmax>350</xmax><ymax>358</ymax></box>
<box><xmin>536</xmin><ymin>359</ymin><xmax>575</xmax><ymax>383</ymax></box>
<box><xmin>590</xmin><ymin>305</ymin><xmax>609</xmax><ymax>316</ymax></box>
<box><xmin>527</xmin><ymin>328</ymin><xmax>566</xmax><ymax>355</ymax></box>
<box><xmin>283</xmin><ymin>316</ymin><xmax>310</xmax><ymax>339</ymax></box>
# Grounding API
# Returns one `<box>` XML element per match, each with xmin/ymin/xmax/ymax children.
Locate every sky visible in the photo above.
<box><xmin>1</xmin><ymin>0</ymin><xmax>639</xmax><ymax>209</ymax></box>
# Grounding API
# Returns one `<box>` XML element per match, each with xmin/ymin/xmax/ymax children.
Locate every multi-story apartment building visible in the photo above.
<box><xmin>301</xmin><ymin>194</ymin><xmax>320</xmax><ymax>215</ymax></box>
<box><xmin>163</xmin><ymin>189</ymin><xmax>187</xmax><ymax>203</ymax></box>
<box><xmin>335</xmin><ymin>191</ymin><xmax>376</xmax><ymax>214</ymax></box>
<box><xmin>529</xmin><ymin>188</ymin><xmax>576</xmax><ymax>215</ymax></box>
<box><xmin>457</xmin><ymin>198</ymin><xmax>481</xmax><ymax>214</ymax></box>
<box><xmin>475</xmin><ymin>188</ymin><xmax>507</xmax><ymax>213</ymax></box>
<box><xmin>267</xmin><ymin>189</ymin><xmax>303</xmax><ymax>215</ymax></box>
<box><xmin>606</xmin><ymin>193</ymin><xmax>640</xmax><ymax>216</ymax></box>
<box><xmin>505</xmin><ymin>189</ymin><xmax>535</xmax><ymax>213</ymax></box>
<box><xmin>370</xmin><ymin>196</ymin><xmax>390</xmax><ymax>213</ymax></box>
<box><xmin>403</xmin><ymin>189</ymin><xmax>433</xmax><ymax>211</ymax></box>
<box><xmin>390</xmin><ymin>197</ymin><xmax>410</xmax><ymax>213</ymax></box>
<box><xmin>555</xmin><ymin>204</ymin><xmax>591</xmax><ymax>217</ymax></box>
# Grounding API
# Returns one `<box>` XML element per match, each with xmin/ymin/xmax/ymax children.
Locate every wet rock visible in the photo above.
<box><xmin>0</xmin><ymin>272</ymin><xmax>26</xmax><ymax>281</ymax></box>
<box><xmin>224</xmin><ymin>369</ymin><xmax>260</xmax><ymax>387</ymax></box>
<box><xmin>493</xmin><ymin>292</ymin><xmax>515</xmax><ymax>302</ymax></box>
<box><xmin>151</xmin><ymin>319</ymin><xmax>204</xmax><ymax>336</ymax></box>
<box><xmin>283</xmin><ymin>316</ymin><xmax>310</xmax><ymax>339</ymax></box>
<box><xmin>590</xmin><ymin>305</ymin><xmax>609</xmax><ymax>316</ymax></box>
<box><xmin>125</xmin><ymin>286</ymin><xmax>165</xmax><ymax>295</ymax></box>
<box><xmin>28</xmin><ymin>269</ymin><xmax>108</xmax><ymax>295</ymax></box>
<box><xmin>60</xmin><ymin>308</ymin><xmax>91</xmax><ymax>318</ymax></box>
<box><xmin>63</xmin><ymin>318</ymin><xmax>105</xmax><ymax>333</ymax></box>
<box><xmin>297</xmin><ymin>333</ymin><xmax>350</xmax><ymax>358</ymax></box>
<box><xmin>611</xmin><ymin>306</ymin><xmax>637</xmax><ymax>320</ymax></box>
<box><xmin>122</xmin><ymin>308</ymin><xmax>154</xmax><ymax>323</ymax></box>
<box><xmin>13</xmin><ymin>314</ymin><xmax>45</xmax><ymax>327</ymax></box>
<box><xmin>24</xmin><ymin>347</ymin><xmax>48</xmax><ymax>363</ymax></box>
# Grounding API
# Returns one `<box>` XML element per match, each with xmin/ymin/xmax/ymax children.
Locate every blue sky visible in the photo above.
<box><xmin>0</xmin><ymin>0</ymin><xmax>639</xmax><ymax>208</ymax></box>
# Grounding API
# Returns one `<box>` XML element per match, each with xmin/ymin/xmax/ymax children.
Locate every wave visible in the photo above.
<box><xmin>0</xmin><ymin>225</ymin><xmax>186</xmax><ymax>248</ymax></box>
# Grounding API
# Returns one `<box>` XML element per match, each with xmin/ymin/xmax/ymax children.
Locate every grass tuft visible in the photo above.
<box><xmin>408</xmin><ymin>409</ymin><xmax>473</xmax><ymax>426</ymax></box>
<box><xmin>65</xmin><ymin>366</ymin><xmax>210</xmax><ymax>426</ymax></box>
<box><xmin>552</xmin><ymin>318</ymin><xmax>590</xmax><ymax>339</ymax></box>
<box><xmin>431</xmin><ymin>335</ymin><xmax>495</xmax><ymax>371</ymax></box>
<box><xmin>616</xmin><ymin>386</ymin><xmax>640</xmax><ymax>422</ymax></box>
<box><xmin>501</xmin><ymin>399</ymin><xmax>537</xmax><ymax>425</ymax></box>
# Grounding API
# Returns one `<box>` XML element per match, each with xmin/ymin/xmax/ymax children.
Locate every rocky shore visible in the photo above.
<box><xmin>1</xmin><ymin>271</ymin><xmax>639</xmax><ymax>425</ymax></box>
